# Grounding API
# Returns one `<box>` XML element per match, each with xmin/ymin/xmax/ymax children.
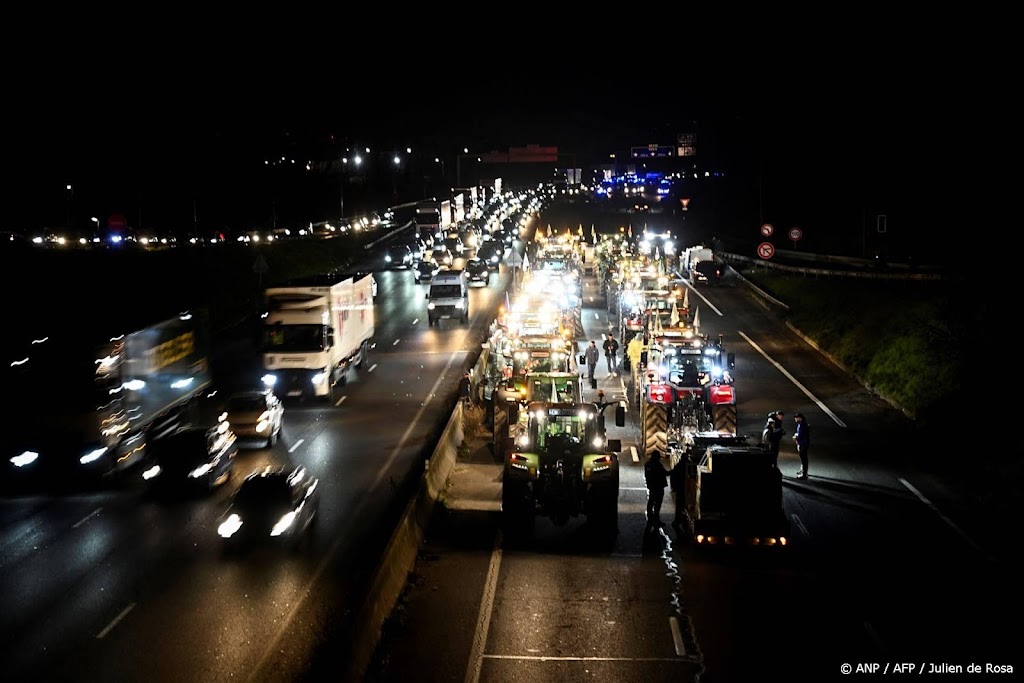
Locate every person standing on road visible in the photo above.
<box><xmin>669</xmin><ymin>454</ymin><xmax>688</xmax><ymax>532</ymax></box>
<box><xmin>793</xmin><ymin>413</ymin><xmax>810</xmax><ymax>479</ymax></box>
<box><xmin>762</xmin><ymin>410</ymin><xmax>785</xmax><ymax>468</ymax></box>
<box><xmin>644</xmin><ymin>450</ymin><xmax>668</xmax><ymax>526</ymax></box>
<box><xmin>603</xmin><ymin>333</ymin><xmax>619</xmax><ymax>376</ymax></box>
<box><xmin>584</xmin><ymin>340</ymin><xmax>599</xmax><ymax>384</ymax></box>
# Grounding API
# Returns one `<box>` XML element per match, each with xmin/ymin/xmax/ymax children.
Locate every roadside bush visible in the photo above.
<box><xmin>743</xmin><ymin>270</ymin><xmax>965</xmax><ymax>421</ymax></box>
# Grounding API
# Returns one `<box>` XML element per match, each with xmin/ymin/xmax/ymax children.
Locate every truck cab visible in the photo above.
<box><xmin>426</xmin><ymin>269</ymin><xmax>468</xmax><ymax>327</ymax></box>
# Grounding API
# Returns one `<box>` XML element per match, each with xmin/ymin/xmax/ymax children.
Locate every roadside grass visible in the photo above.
<box><xmin>742</xmin><ymin>270</ymin><xmax>967</xmax><ymax>423</ymax></box>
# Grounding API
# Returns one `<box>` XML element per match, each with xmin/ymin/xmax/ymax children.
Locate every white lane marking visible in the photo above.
<box><xmin>864</xmin><ymin>621</ymin><xmax>885</xmax><ymax>653</ymax></box>
<box><xmin>791</xmin><ymin>513</ymin><xmax>809</xmax><ymax>537</ymax></box>
<box><xmin>738</xmin><ymin>330</ymin><xmax>846</xmax><ymax>427</ymax></box>
<box><xmin>682</xmin><ymin>281</ymin><xmax>723</xmax><ymax>316</ymax></box>
<box><xmin>96</xmin><ymin>602</ymin><xmax>136</xmax><ymax>639</ymax></box>
<box><xmin>368</xmin><ymin>364</ymin><xmax>378</xmax><ymax>372</ymax></box>
<box><xmin>620</xmin><ymin>486</ymin><xmax>649</xmax><ymax>492</ymax></box>
<box><xmin>465</xmin><ymin>530</ymin><xmax>504</xmax><ymax>683</ymax></box>
<box><xmin>898</xmin><ymin>478</ymin><xmax>991</xmax><ymax>561</ymax></box>
<box><xmin>287</xmin><ymin>438</ymin><xmax>305</xmax><ymax>454</ymax></box>
<box><xmin>594</xmin><ymin>312</ymin><xmax>600</xmax><ymax>319</ymax></box>
<box><xmin>334</xmin><ymin>395</ymin><xmax>347</xmax><ymax>407</ymax></box>
<box><xmin>392</xmin><ymin>339</ymin><xmax>400</xmax><ymax>346</ymax></box>
<box><xmin>630</xmin><ymin>446</ymin><xmax>639</xmax><ymax>463</ymax></box>
<box><xmin>73</xmin><ymin>508</ymin><xmax>102</xmax><ymax>529</ymax></box>
<box><xmin>669</xmin><ymin>615</ymin><xmax>687</xmax><ymax>656</ymax></box>
<box><xmin>412</xmin><ymin>318</ymin><xmax>419</xmax><ymax>325</ymax></box>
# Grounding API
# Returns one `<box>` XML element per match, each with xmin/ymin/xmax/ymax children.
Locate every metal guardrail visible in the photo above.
<box><xmin>718</xmin><ymin>251</ymin><xmax>942</xmax><ymax>282</ymax></box>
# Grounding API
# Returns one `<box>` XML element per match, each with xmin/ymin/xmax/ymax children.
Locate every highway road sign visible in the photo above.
<box><xmin>788</xmin><ymin>227</ymin><xmax>802</xmax><ymax>241</ymax></box>
<box><xmin>760</xmin><ymin>223</ymin><xmax>774</xmax><ymax>237</ymax></box>
<box><xmin>757</xmin><ymin>242</ymin><xmax>775</xmax><ymax>260</ymax></box>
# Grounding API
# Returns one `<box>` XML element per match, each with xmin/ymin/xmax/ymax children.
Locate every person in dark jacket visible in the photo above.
<box><xmin>458</xmin><ymin>372</ymin><xmax>471</xmax><ymax>406</ymax></box>
<box><xmin>603</xmin><ymin>333</ymin><xmax>619</xmax><ymax>376</ymax></box>
<box><xmin>669</xmin><ymin>455</ymin><xmax>688</xmax><ymax>531</ymax></box>
<box><xmin>644</xmin><ymin>450</ymin><xmax>669</xmax><ymax>526</ymax></box>
<box><xmin>793</xmin><ymin>413</ymin><xmax>810</xmax><ymax>479</ymax></box>
<box><xmin>762</xmin><ymin>410</ymin><xmax>785</xmax><ymax>467</ymax></box>
<box><xmin>584</xmin><ymin>340</ymin><xmax>599</xmax><ymax>383</ymax></box>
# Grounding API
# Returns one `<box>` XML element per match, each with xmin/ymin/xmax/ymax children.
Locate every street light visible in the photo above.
<box><xmin>456</xmin><ymin>152</ymin><xmax>481</xmax><ymax>187</ymax></box>
<box><xmin>91</xmin><ymin>216</ymin><xmax>100</xmax><ymax>238</ymax></box>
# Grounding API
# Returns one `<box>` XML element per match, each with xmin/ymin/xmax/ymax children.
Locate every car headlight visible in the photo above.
<box><xmin>271</xmin><ymin>511</ymin><xmax>297</xmax><ymax>536</ymax></box>
<box><xmin>262</xmin><ymin>374</ymin><xmax>278</xmax><ymax>388</ymax></box>
<box><xmin>143</xmin><ymin>464</ymin><xmax>161</xmax><ymax>480</ymax></box>
<box><xmin>311</xmin><ymin>371</ymin><xmax>329</xmax><ymax>386</ymax></box>
<box><xmin>385</xmin><ymin>255</ymin><xmax>392</xmax><ymax>262</ymax></box>
<box><xmin>189</xmin><ymin>462</ymin><xmax>213</xmax><ymax>478</ymax></box>
<box><xmin>11</xmin><ymin>451</ymin><xmax>40</xmax><ymax>468</ymax></box>
<box><xmin>455</xmin><ymin>301</ymin><xmax>464</xmax><ymax>309</ymax></box>
<box><xmin>427</xmin><ymin>302</ymin><xmax>436</xmax><ymax>310</ymax></box>
<box><xmin>218</xmin><ymin>514</ymin><xmax>243</xmax><ymax>538</ymax></box>
<box><xmin>80</xmin><ymin>447</ymin><xmax>108</xmax><ymax>465</ymax></box>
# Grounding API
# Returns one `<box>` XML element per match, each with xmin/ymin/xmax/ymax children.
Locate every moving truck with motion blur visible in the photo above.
<box><xmin>262</xmin><ymin>272</ymin><xmax>375</xmax><ymax>401</ymax></box>
<box><xmin>2</xmin><ymin>310</ymin><xmax>213</xmax><ymax>491</ymax></box>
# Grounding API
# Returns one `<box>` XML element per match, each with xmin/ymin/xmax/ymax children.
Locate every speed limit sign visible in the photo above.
<box><xmin>789</xmin><ymin>227</ymin><xmax>802</xmax><ymax>241</ymax></box>
<box><xmin>757</xmin><ymin>242</ymin><xmax>775</xmax><ymax>259</ymax></box>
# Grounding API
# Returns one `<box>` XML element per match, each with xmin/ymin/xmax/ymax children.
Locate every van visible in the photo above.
<box><xmin>683</xmin><ymin>246</ymin><xmax>714</xmax><ymax>275</ymax></box>
<box><xmin>690</xmin><ymin>259</ymin><xmax>721</xmax><ymax>286</ymax></box>
<box><xmin>426</xmin><ymin>269</ymin><xmax>469</xmax><ymax>327</ymax></box>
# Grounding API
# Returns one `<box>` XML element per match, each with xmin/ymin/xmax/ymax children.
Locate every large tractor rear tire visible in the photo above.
<box><xmin>641</xmin><ymin>401</ymin><xmax>669</xmax><ymax>457</ymax></box>
<box><xmin>501</xmin><ymin>479</ymin><xmax>535</xmax><ymax>542</ymax></box>
<box><xmin>586</xmin><ymin>483</ymin><xmax>619</xmax><ymax>536</ymax></box>
<box><xmin>712</xmin><ymin>404</ymin><xmax>737</xmax><ymax>434</ymax></box>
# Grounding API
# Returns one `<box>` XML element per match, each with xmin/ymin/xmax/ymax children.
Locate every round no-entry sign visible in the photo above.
<box><xmin>789</xmin><ymin>227</ymin><xmax>802</xmax><ymax>241</ymax></box>
<box><xmin>760</xmin><ymin>223</ymin><xmax>774</xmax><ymax>237</ymax></box>
<box><xmin>757</xmin><ymin>242</ymin><xmax>775</xmax><ymax>259</ymax></box>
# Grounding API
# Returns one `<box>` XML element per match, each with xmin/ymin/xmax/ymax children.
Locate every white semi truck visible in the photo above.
<box><xmin>262</xmin><ymin>272</ymin><xmax>375</xmax><ymax>401</ymax></box>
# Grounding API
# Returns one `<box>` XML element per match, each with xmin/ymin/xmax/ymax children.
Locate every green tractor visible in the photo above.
<box><xmin>501</xmin><ymin>399</ymin><xmax>626</xmax><ymax>538</ymax></box>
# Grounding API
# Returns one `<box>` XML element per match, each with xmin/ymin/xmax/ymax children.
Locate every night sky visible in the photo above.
<box><xmin>6</xmin><ymin>37</ymin><xmax>964</xmax><ymax>262</ymax></box>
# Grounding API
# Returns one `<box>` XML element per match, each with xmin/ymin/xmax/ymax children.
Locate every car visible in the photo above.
<box><xmin>142</xmin><ymin>423</ymin><xmax>237</xmax><ymax>494</ymax></box>
<box><xmin>382</xmin><ymin>244</ymin><xmax>413</xmax><ymax>269</ymax></box>
<box><xmin>225</xmin><ymin>389</ymin><xmax>284</xmax><ymax>447</ymax></box>
<box><xmin>217</xmin><ymin>465</ymin><xmax>320</xmax><ymax>553</ymax></box>
<box><xmin>429</xmin><ymin>246</ymin><xmax>454</xmax><ymax>267</ymax></box>
<box><xmin>475</xmin><ymin>243</ymin><xmax>502</xmax><ymax>270</ymax></box>
<box><xmin>411</xmin><ymin>237</ymin><xmax>431</xmax><ymax>261</ymax></box>
<box><xmin>443</xmin><ymin>235</ymin><xmax>465</xmax><ymax>255</ymax></box>
<box><xmin>690</xmin><ymin>259</ymin><xmax>722</xmax><ymax>285</ymax></box>
<box><xmin>414</xmin><ymin>259</ymin><xmax>438</xmax><ymax>283</ymax></box>
<box><xmin>465</xmin><ymin>257</ymin><xmax>490</xmax><ymax>285</ymax></box>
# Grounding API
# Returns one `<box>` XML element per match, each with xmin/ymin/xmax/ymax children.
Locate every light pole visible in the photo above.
<box><xmin>65</xmin><ymin>183</ymin><xmax>73</xmax><ymax>229</ymax></box>
<box><xmin>456</xmin><ymin>149</ymin><xmax>480</xmax><ymax>188</ymax></box>
<box><xmin>91</xmin><ymin>216</ymin><xmax>100</xmax><ymax>240</ymax></box>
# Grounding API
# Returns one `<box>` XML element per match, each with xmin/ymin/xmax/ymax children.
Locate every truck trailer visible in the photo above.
<box><xmin>2</xmin><ymin>310</ymin><xmax>213</xmax><ymax>491</ymax></box>
<box><xmin>262</xmin><ymin>272</ymin><xmax>375</xmax><ymax>401</ymax></box>
<box><xmin>669</xmin><ymin>434</ymin><xmax>790</xmax><ymax>547</ymax></box>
